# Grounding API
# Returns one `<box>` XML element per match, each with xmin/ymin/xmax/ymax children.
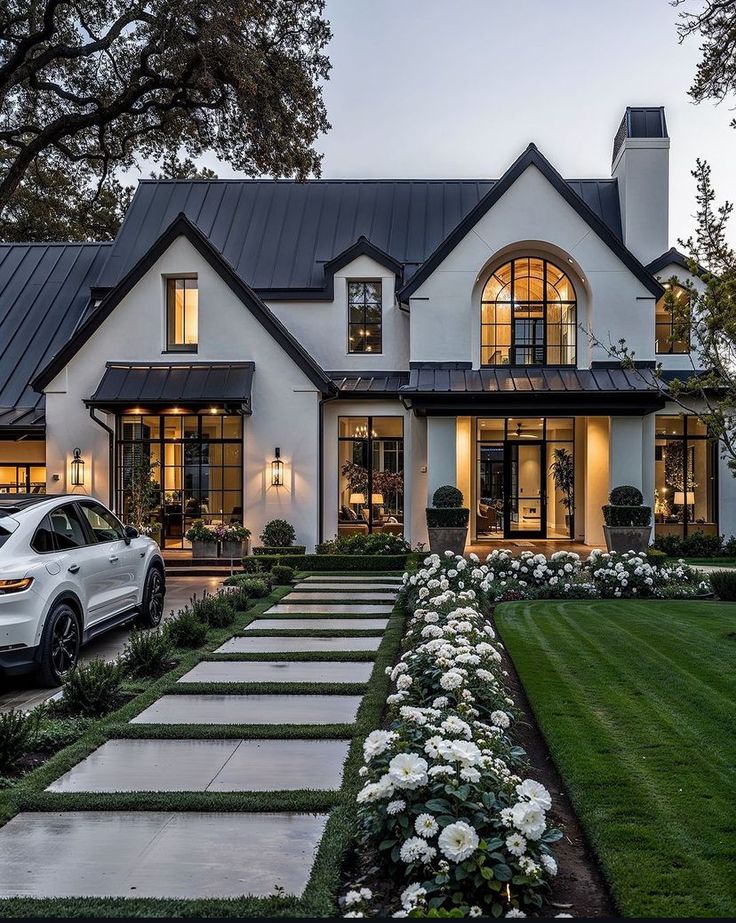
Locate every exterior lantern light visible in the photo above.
<box><xmin>271</xmin><ymin>447</ymin><xmax>284</xmax><ymax>487</ymax></box>
<box><xmin>70</xmin><ymin>447</ymin><xmax>85</xmax><ymax>486</ymax></box>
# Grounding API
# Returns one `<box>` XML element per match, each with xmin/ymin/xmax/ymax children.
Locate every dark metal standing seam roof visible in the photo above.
<box><xmin>0</xmin><ymin>242</ymin><xmax>111</xmax><ymax>431</ymax></box>
<box><xmin>330</xmin><ymin>372</ymin><xmax>411</xmax><ymax>394</ymax></box>
<box><xmin>92</xmin><ymin>177</ymin><xmax>624</xmax><ymax>297</ymax></box>
<box><xmin>612</xmin><ymin>106</ymin><xmax>668</xmax><ymax>166</ymax></box>
<box><xmin>88</xmin><ymin>362</ymin><xmax>255</xmax><ymax>412</ymax></box>
<box><xmin>400</xmin><ymin>366</ymin><xmax>661</xmax><ymax>394</ymax></box>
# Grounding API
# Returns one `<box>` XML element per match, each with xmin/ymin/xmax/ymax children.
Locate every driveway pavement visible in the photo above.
<box><xmin>0</xmin><ymin>575</ymin><xmax>223</xmax><ymax>714</ymax></box>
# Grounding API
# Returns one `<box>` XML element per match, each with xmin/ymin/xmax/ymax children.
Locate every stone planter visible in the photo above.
<box><xmin>427</xmin><ymin>526</ymin><xmax>468</xmax><ymax>556</ymax></box>
<box><xmin>191</xmin><ymin>539</ymin><xmax>218</xmax><ymax>558</ymax></box>
<box><xmin>220</xmin><ymin>539</ymin><xmax>244</xmax><ymax>559</ymax></box>
<box><xmin>603</xmin><ymin>525</ymin><xmax>652</xmax><ymax>554</ymax></box>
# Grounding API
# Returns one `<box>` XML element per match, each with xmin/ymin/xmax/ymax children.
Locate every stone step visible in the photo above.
<box><xmin>177</xmin><ymin>660</ymin><xmax>373</xmax><ymax>684</ymax></box>
<box><xmin>130</xmin><ymin>693</ymin><xmax>363</xmax><ymax>726</ymax></box>
<box><xmin>246</xmin><ymin>618</ymin><xmax>388</xmax><ymax>631</ymax></box>
<box><xmin>285</xmin><ymin>592</ymin><xmax>396</xmax><ymax>602</ymax></box>
<box><xmin>265</xmin><ymin>603</ymin><xmax>394</xmax><ymax>615</ymax></box>
<box><xmin>216</xmin><ymin>635</ymin><xmax>381</xmax><ymax>653</ymax></box>
<box><xmin>293</xmin><ymin>583</ymin><xmax>401</xmax><ymax>592</ymax></box>
<box><xmin>302</xmin><ymin>574</ymin><xmax>403</xmax><ymax>583</ymax></box>
<box><xmin>0</xmin><ymin>811</ymin><xmax>327</xmax><ymax>898</ymax></box>
<box><xmin>47</xmin><ymin>738</ymin><xmax>351</xmax><ymax>793</ymax></box>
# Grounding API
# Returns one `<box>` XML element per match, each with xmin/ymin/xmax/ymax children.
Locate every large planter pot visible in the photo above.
<box><xmin>603</xmin><ymin>525</ymin><xmax>652</xmax><ymax>554</ymax></box>
<box><xmin>220</xmin><ymin>539</ymin><xmax>244</xmax><ymax>559</ymax></box>
<box><xmin>191</xmin><ymin>539</ymin><xmax>218</xmax><ymax>558</ymax></box>
<box><xmin>427</xmin><ymin>526</ymin><xmax>468</xmax><ymax>556</ymax></box>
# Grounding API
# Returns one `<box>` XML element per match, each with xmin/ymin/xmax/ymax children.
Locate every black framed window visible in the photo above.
<box><xmin>166</xmin><ymin>277</ymin><xmax>198</xmax><ymax>352</ymax></box>
<box><xmin>481</xmin><ymin>258</ymin><xmax>576</xmax><ymax>367</ymax></box>
<box><xmin>347</xmin><ymin>281</ymin><xmax>382</xmax><ymax>353</ymax></box>
<box><xmin>338</xmin><ymin>416</ymin><xmax>403</xmax><ymax>535</ymax></box>
<box><xmin>655</xmin><ymin>283</ymin><xmax>690</xmax><ymax>354</ymax></box>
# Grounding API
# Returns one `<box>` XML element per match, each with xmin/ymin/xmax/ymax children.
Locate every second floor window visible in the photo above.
<box><xmin>348</xmin><ymin>280</ymin><xmax>382</xmax><ymax>353</ymax></box>
<box><xmin>481</xmin><ymin>258</ymin><xmax>576</xmax><ymax>367</ymax></box>
<box><xmin>166</xmin><ymin>277</ymin><xmax>198</xmax><ymax>351</ymax></box>
<box><xmin>655</xmin><ymin>283</ymin><xmax>690</xmax><ymax>354</ymax></box>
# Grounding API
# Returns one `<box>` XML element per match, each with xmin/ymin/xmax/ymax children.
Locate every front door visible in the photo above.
<box><xmin>506</xmin><ymin>442</ymin><xmax>545</xmax><ymax>538</ymax></box>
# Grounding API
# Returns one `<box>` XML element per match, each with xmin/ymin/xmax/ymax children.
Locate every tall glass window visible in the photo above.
<box><xmin>655</xmin><ymin>283</ymin><xmax>690</xmax><ymax>354</ymax></box>
<box><xmin>337</xmin><ymin>416</ymin><xmax>403</xmax><ymax>535</ymax></box>
<box><xmin>166</xmin><ymin>277</ymin><xmax>198</xmax><ymax>351</ymax></box>
<box><xmin>117</xmin><ymin>413</ymin><xmax>242</xmax><ymax>549</ymax></box>
<box><xmin>347</xmin><ymin>281</ymin><xmax>382</xmax><ymax>353</ymax></box>
<box><xmin>481</xmin><ymin>258</ymin><xmax>576</xmax><ymax>367</ymax></box>
<box><xmin>654</xmin><ymin>415</ymin><xmax>717</xmax><ymax>539</ymax></box>
<box><xmin>0</xmin><ymin>464</ymin><xmax>46</xmax><ymax>493</ymax></box>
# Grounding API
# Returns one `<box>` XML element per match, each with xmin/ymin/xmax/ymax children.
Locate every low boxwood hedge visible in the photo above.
<box><xmin>252</xmin><ymin>545</ymin><xmax>306</xmax><ymax>556</ymax></box>
<box><xmin>241</xmin><ymin>553</ymin><xmax>416</xmax><ymax>572</ymax></box>
<box><xmin>602</xmin><ymin>505</ymin><xmax>652</xmax><ymax>527</ymax></box>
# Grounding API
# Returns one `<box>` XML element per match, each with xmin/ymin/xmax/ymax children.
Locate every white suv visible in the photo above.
<box><xmin>0</xmin><ymin>495</ymin><xmax>165</xmax><ymax>686</ymax></box>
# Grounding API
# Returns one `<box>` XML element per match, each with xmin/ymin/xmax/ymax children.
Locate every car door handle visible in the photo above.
<box><xmin>109</xmin><ymin>555</ymin><xmax>119</xmax><ymax>563</ymax></box>
<box><xmin>68</xmin><ymin>564</ymin><xmax>80</xmax><ymax>573</ymax></box>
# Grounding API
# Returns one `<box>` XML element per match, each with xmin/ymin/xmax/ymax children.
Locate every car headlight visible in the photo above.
<box><xmin>0</xmin><ymin>577</ymin><xmax>33</xmax><ymax>594</ymax></box>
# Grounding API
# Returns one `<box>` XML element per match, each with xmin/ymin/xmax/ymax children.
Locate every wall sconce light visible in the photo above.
<box><xmin>271</xmin><ymin>447</ymin><xmax>284</xmax><ymax>487</ymax></box>
<box><xmin>70</xmin><ymin>447</ymin><xmax>85</xmax><ymax>486</ymax></box>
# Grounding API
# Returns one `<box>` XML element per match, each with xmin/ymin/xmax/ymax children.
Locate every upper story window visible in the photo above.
<box><xmin>481</xmin><ymin>258</ymin><xmax>576</xmax><ymax>367</ymax></box>
<box><xmin>166</xmin><ymin>277</ymin><xmax>198</xmax><ymax>352</ymax></box>
<box><xmin>348</xmin><ymin>280</ymin><xmax>382</xmax><ymax>354</ymax></box>
<box><xmin>655</xmin><ymin>283</ymin><xmax>690</xmax><ymax>354</ymax></box>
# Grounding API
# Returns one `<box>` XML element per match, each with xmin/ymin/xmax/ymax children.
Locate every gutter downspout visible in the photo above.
<box><xmin>88</xmin><ymin>406</ymin><xmax>115</xmax><ymax>510</ymax></box>
<box><xmin>318</xmin><ymin>391</ymin><xmax>339</xmax><ymax>546</ymax></box>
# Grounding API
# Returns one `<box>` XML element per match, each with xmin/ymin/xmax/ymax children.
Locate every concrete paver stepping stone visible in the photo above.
<box><xmin>246</xmin><ymin>618</ymin><xmax>388</xmax><ymax>631</ymax></box>
<box><xmin>46</xmin><ymin>739</ymin><xmax>350</xmax><ymax>793</ymax></box>
<box><xmin>285</xmin><ymin>592</ymin><xmax>396</xmax><ymax>602</ymax></box>
<box><xmin>0</xmin><ymin>811</ymin><xmax>327</xmax><ymax>898</ymax></box>
<box><xmin>294</xmin><ymin>583</ymin><xmax>400</xmax><ymax>592</ymax></box>
<box><xmin>265</xmin><ymin>603</ymin><xmax>393</xmax><ymax>615</ymax></box>
<box><xmin>178</xmin><ymin>660</ymin><xmax>373</xmax><ymax>684</ymax></box>
<box><xmin>216</xmin><ymin>635</ymin><xmax>381</xmax><ymax>653</ymax></box>
<box><xmin>130</xmin><ymin>693</ymin><xmax>363</xmax><ymax>725</ymax></box>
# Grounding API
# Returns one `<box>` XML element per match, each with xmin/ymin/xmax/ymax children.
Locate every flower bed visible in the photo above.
<box><xmin>347</xmin><ymin>553</ymin><xmax>562</xmax><ymax>918</ymax></box>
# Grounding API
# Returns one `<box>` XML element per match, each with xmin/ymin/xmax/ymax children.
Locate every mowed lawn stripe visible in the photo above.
<box><xmin>495</xmin><ymin>599</ymin><xmax>736</xmax><ymax>918</ymax></box>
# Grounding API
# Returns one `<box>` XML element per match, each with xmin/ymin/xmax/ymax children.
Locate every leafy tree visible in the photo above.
<box><xmin>0</xmin><ymin>0</ymin><xmax>330</xmax><ymax>226</ymax></box>
<box><xmin>674</xmin><ymin>0</ymin><xmax>736</xmax><ymax>127</ymax></box>
<box><xmin>149</xmin><ymin>153</ymin><xmax>217</xmax><ymax>181</ymax></box>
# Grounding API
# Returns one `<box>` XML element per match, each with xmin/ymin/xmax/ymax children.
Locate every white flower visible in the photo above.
<box><xmin>344</xmin><ymin>912</ymin><xmax>364</xmax><ymax>918</ymax></box>
<box><xmin>541</xmin><ymin>853</ymin><xmax>558</xmax><ymax>876</ymax></box>
<box><xmin>440</xmin><ymin>669</ymin><xmax>464</xmax><ymax>690</ymax></box>
<box><xmin>344</xmin><ymin>890</ymin><xmax>362</xmax><ymax>907</ymax></box>
<box><xmin>490</xmin><ymin>710</ymin><xmax>511</xmax><ymax>728</ymax></box>
<box><xmin>388</xmin><ymin>753</ymin><xmax>429</xmax><ymax>790</ymax></box>
<box><xmin>511</xmin><ymin>802</ymin><xmax>547</xmax><ymax>840</ymax></box>
<box><xmin>415</xmin><ymin>813</ymin><xmax>439</xmax><ymax>838</ymax></box>
<box><xmin>438</xmin><ymin>821</ymin><xmax>479</xmax><ymax>862</ymax></box>
<box><xmin>363</xmin><ymin>729</ymin><xmax>396</xmax><ymax>761</ymax></box>
<box><xmin>516</xmin><ymin>778</ymin><xmax>552</xmax><ymax>811</ymax></box>
<box><xmin>401</xmin><ymin>883</ymin><xmax>427</xmax><ymax>909</ymax></box>
<box><xmin>399</xmin><ymin>836</ymin><xmax>434</xmax><ymax>864</ymax></box>
<box><xmin>460</xmin><ymin>766</ymin><xmax>481</xmax><ymax>783</ymax></box>
<box><xmin>505</xmin><ymin>910</ymin><xmax>526</xmax><ymax>918</ymax></box>
<box><xmin>396</xmin><ymin>674</ymin><xmax>413</xmax><ymax>690</ymax></box>
<box><xmin>506</xmin><ymin>833</ymin><xmax>527</xmax><ymax>856</ymax></box>
<box><xmin>387</xmin><ymin>799</ymin><xmax>406</xmax><ymax>815</ymax></box>
<box><xmin>441</xmin><ymin>715</ymin><xmax>471</xmax><ymax>738</ymax></box>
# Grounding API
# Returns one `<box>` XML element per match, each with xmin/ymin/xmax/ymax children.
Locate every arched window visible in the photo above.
<box><xmin>655</xmin><ymin>283</ymin><xmax>690</xmax><ymax>354</ymax></box>
<box><xmin>481</xmin><ymin>257</ymin><xmax>577</xmax><ymax>367</ymax></box>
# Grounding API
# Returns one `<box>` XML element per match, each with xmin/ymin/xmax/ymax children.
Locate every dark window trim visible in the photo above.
<box><xmin>655</xmin><ymin>284</ymin><xmax>691</xmax><ymax>355</ymax></box>
<box><xmin>166</xmin><ymin>276</ymin><xmax>199</xmax><ymax>352</ymax></box>
<box><xmin>347</xmin><ymin>279</ymin><xmax>383</xmax><ymax>355</ymax></box>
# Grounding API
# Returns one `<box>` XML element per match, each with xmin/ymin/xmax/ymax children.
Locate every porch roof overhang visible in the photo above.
<box><xmin>399</xmin><ymin>366</ymin><xmax>667</xmax><ymax>416</ymax></box>
<box><xmin>86</xmin><ymin>362</ymin><xmax>254</xmax><ymax>415</ymax></box>
<box><xmin>0</xmin><ymin>405</ymin><xmax>46</xmax><ymax>439</ymax></box>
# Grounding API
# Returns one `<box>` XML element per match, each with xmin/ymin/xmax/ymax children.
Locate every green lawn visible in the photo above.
<box><xmin>684</xmin><ymin>558</ymin><xmax>736</xmax><ymax>568</ymax></box>
<box><xmin>495</xmin><ymin>599</ymin><xmax>736</xmax><ymax>918</ymax></box>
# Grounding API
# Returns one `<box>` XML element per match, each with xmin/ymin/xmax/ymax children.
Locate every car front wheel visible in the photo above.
<box><xmin>138</xmin><ymin>566</ymin><xmax>165</xmax><ymax>627</ymax></box>
<box><xmin>37</xmin><ymin>603</ymin><xmax>80</xmax><ymax>687</ymax></box>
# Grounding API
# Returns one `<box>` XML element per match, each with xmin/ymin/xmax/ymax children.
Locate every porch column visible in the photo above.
<box><xmin>585</xmin><ymin>417</ymin><xmax>609</xmax><ymax>546</ymax></box>
<box><xmin>427</xmin><ymin>416</ymin><xmax>457</xmax><ymax>504</ymax></box>
<box><xmin>641</xmin><ymin>413</ymin><xmax>655</xmax><ymax>512</ymax></box>
<box><xmin>609</xmin><ymin>416</ymin><xmax>645</xmax><ymax>492</ymax></box>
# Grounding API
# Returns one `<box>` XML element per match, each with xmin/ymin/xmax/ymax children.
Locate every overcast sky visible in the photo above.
<box><xmin>306</xmin><ymin>0</ymin><xmax>735</xmax><ymax>249</ymax></box>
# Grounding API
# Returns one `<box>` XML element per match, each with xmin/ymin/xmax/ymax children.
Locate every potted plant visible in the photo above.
<box><xmin>426</xmin><ymin>485</ymin><xmax>469</xmax><ymax>556</ymax></box>
<box><xmin>549</xmin><ymin>447</ymin><xmax>575</xmax><ymax>532</ymax></box>
<box><xmin>602</xmin><ymin>485</ymin><xmax>652</xmax><ymax>553</ymax></box>
<box><xmin>216</xmin><ymin>522</ymin><xmax>251</xmax><ymax>559</ymax></box>
<box><xmin>185</xmin><ymin>519</ymin><xmax>218</xmax><ymax>558</ymax></box>
<box><xmin>252</xmin><ymin>518</ymin><xmax>305</xmax><ymax>555</ymax></box>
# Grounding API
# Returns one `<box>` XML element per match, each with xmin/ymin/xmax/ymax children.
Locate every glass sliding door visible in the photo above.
<box><xmin>507</xmin><ymin>442</ymin><xmax>544</xmax><ymax>537</ymax></box>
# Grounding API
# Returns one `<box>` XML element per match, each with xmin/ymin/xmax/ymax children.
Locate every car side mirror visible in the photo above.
<box><xmin>124</xmin><ymin>525</ymin><xmax>139</xmax><ymax>543</ymax></box>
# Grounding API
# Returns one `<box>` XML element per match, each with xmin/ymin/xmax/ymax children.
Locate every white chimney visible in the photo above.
<box><xmin>611</xmin><ymin>107</ymin><xmax>670</xmax><ymax>266</ymax></box>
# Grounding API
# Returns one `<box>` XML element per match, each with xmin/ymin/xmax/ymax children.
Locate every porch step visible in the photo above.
<box><xmin>163</xmin><ymin>564</ymin><xmax>240</xmax><ymax>578</ymax></box>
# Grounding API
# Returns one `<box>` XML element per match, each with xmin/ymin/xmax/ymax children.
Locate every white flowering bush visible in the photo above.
<box><xmin>352</xmin><ymin>553</ymin><xmax>561</xmax><ymax>917</ymax></box>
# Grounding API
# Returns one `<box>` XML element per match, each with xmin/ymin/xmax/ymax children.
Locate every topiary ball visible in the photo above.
<box><xmin>609</xmin><ymin>485</ymin><xmax>644</xmax><ymax>507</ymax></box>
<box><xmin>432</xmin><ymin>485</ymin><xmax>464</xmax><ymax>508</ymax></box>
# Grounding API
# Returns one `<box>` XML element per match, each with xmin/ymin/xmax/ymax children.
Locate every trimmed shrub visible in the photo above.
<box><xmin>190</xmin><ymin>591</ymin><xmax>236</xmax><ymax>628</ymax></box>
<box><xmin>223</xmin><ymin>574</ymin><xmax>272</xmax><ymax>597</ymax></box>
<box><xmin>276</xmin><ymin>553</ymin><xmax>412</xmax><ymax>571</ymax></box>
<box><xmin>432</xmin><ymin>484</ymin><xmax>463</xmax><ymax>507</ymax></box>
<box><xmin>61</xmin><ymin>658</ymin><xmax>125</xmax><ymax>717</ymax></box>
<box><xmin>710</xmin><ymin>569</ymin><xmax>736</xmax><ymax>601</ymax></box>
<box><xmin>165</xmin><ymin>608</ymin><xmax>209</xmax><ymax>648</ymax></box>
<box><xmin>426</xmin><ymin>506</ymin><xmax>470</xmax><ymax>528</ymax></box>
<box><xmin>271</xmin><ymin>564</ymin><xmax>294</xmax><ymax>585</ymax></box>
<box><xmin>0</xmin><ymin>708</ymin><xmax>42</xmax><ymax>773</ymax></box>
<box><xmin>602</xmin><ymin>505</ymin><xmax>652</xmax><ymax>527</ymax></box>
<box><xmin>653</xmin><ymin>531</ymin><xmax>734</xmax><ymax>559</ymax></box>
<box><xmin>240</xmin><ymin>557</ymin><xmax>274</xmax><ymax>574</ymax></box>
<box><xmin>253</xmin><ymin>545</ymin><xmax>306</xmax><ymax>556</ymax></box>
<box><xmin>259</xmin><ymin>519</ymin><xmax>296</xmax><ymax>548</ymax></box>
<box><xmin>316</xmin><ymin>532</ymin><xmax>410</xmax><ymax>556</ymax></box>
<box><xmin>609</xmin><ymin>485</ymin><xmax>644</xmax><ymax>506</ymax></box>
<box><xmin>123</xmin><ymin>627</ymin><xmax>173</xmax><ymax>677</ymax></box>
<box><xmin>645</xmin><ymin>547</ymin><xmax>668</xmax><ymax>564</ymax></box>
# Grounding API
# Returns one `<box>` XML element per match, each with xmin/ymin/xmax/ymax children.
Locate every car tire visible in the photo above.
<box><xmin>138</xmin><ymin>565</ymin><xmax>165</xmax><ymax>628</ymax></box>
<box><xmin>37</xmin><ymin>602</ymin><xmax>81</xmax><ymax>688</ymax></box>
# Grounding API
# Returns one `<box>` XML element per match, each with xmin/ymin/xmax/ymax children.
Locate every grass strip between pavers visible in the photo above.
<box><xmin>161</xmin><ymin>680</ymin><xmax>370</xmax><ymax>696</ymax></box>
<box><xmin>0</xmin><ymin>579</ymin><xmax>408</xmax><ymax>918</ymax></box>
<box><xmin>206</xmin><ymin>650</ymin><xmax>377</xmax><ymax>662</ymax></box>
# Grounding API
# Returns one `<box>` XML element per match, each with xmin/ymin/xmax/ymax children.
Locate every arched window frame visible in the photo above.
<box><xmin>480</xmin><ymin>257</ymin><xmax>577</xmax><ymax>367</ymax></box>
<box><xmin>655</xmin><ymin>282</ymin><xmax>691</xmax><ymax>355</ymax></box>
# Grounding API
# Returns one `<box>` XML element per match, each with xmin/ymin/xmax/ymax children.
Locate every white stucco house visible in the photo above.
<box><xmin>1</xmin><ymin>106</ymin><xmax>733</xmax><ymax>553</ymax></box>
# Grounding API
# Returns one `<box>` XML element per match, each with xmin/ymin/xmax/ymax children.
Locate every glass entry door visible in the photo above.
<box><xmin>507</xmin><ymin>442</ymin><xmax>545</xmax><ymax>537</ymax></box>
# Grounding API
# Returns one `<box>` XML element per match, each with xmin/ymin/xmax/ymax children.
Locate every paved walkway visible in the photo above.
<box><xmin>0</xmin><ymin>573</ymin><xmax>402</xmax><ymax>903</ymax></box>
<box><xmin>0</xmin><ymin>576</ymin><xmax>221</xmax><ymax>714</ymax></box>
